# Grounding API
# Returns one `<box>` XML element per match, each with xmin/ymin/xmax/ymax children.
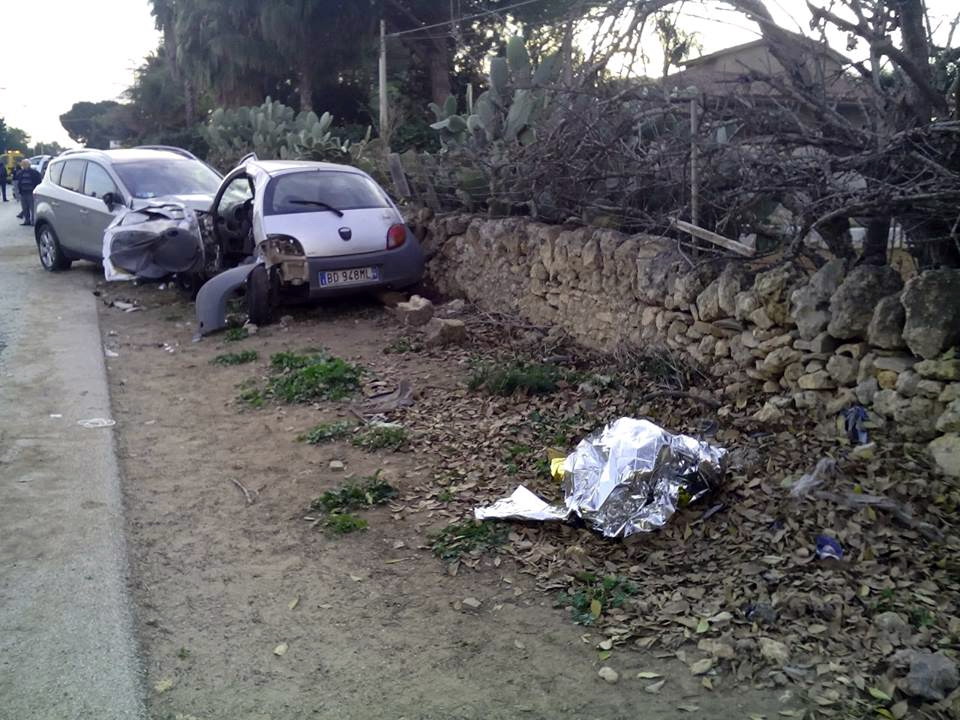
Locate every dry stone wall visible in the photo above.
<box><xmin>410</xmin><ymin>211</ymin><xmax>960</xmax><ymax>477</ymax></box>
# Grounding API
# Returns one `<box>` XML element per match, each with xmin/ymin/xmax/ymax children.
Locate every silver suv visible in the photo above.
<box><xmin>32</xmin><ymin>146</ymin><xmax>222</xmax><ymax>271</ymax></box>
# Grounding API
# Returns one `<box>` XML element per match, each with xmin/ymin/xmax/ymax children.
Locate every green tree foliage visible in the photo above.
<box><xmin>0</xmin><ymin>117</ymin><xmax>31</xmax><ymax>152</ymax></box>
<box><xmin>59</xmin><ymin>101</ymin><xmax>137</xmax><ymax>149</ymax></box>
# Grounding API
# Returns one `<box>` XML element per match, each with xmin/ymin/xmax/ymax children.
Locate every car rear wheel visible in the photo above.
<box><xmin>36</xmin><ymin>225</ymin><xmax>71</xmax><ymax>272</ymax></box>
<box><xmin>246</xmin><ymin>264</ymin><xmax>273</xmax><ymax>325</ymax></box>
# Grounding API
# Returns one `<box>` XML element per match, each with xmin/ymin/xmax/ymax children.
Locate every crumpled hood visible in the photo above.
<box><xmin>131</xmin><ymin>193</ymin><xmax>213</xmax><ymax>214</ymax></box>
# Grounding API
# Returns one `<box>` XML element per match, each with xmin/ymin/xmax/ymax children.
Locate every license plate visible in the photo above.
<box><xmin>319</xmin><ymin>266</ymin><xmax>380</xmax><ymax>287</ymax></box>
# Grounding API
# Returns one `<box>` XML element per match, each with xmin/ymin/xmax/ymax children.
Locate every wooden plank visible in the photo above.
<box><xmin>673</xmin><ymin>219</ymin><xmax>755</xmax><ymax>257</ymax></box>
<box><xmin>387</xmin><ymin>153</ymin><xmax>412</xmax><ymax>198</ymax></box>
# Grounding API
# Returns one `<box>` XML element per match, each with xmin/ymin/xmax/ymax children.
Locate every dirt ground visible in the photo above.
<box><xmin>93</xmin><ymin>267</ymin><xmax>790</xmax><ymax>720</ymax></box>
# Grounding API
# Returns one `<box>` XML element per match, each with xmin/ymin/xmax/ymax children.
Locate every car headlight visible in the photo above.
<box><xmin>265</xmin><ymin>234</ymin><xmax>304</xmax><ymax>256</ymax></box>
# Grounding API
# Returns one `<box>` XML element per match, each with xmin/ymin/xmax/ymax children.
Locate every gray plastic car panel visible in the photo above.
<box><xmin>195</xmin><ymin>263</ymin><xmax>257</xmax><ymax>336</ymax></box>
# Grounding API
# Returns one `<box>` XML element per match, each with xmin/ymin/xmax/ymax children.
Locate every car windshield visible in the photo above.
<box><xmin>264</xmin><ymin>171</ymin><xmax>389</xmax><ymax>216</ymax></box>
<box><xmin>113</xmin><ymin>158</ymin><xmax>222</xmax><ymax>200</ymax></box>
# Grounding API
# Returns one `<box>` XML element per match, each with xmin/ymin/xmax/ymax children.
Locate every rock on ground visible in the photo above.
<box><xmin>423</xmin><ymin>318</ymin><xmax>467</xmax><ymax>347</ymax></box>
<box><xmin>903</xmin><ymin>651</ymin><xmax>959</xmax><ymax>701</ymax></box>
<box><xmin>901</xmin><ymin>269</ymin><xmax>960</xmax><ymax>359</ymax></box>
<box><xmin>929</xmin><ymin>434</ymin><xmax>960</xmax><ymax>477</ymax></box>
<box><xmin>396</xmin><ymin>295</ymin><xmax>435</xmax><ymax>327</ymax></box>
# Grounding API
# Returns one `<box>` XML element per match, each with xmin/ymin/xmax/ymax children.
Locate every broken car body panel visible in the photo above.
<box><xmin>195</xmin><ymin>263</ymin><xmax>257</xmax><ymax>336</ymax></box>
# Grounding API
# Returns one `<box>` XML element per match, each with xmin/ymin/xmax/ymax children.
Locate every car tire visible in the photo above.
<box><xmin>246</xmin><ymin>264</ymin><xmax>273</xmax><ymax>325</ymax></box>
<box><xmin>36</xmin><ymin>224</ymin><xmax>71</xmax><ymax>272</ymax></box>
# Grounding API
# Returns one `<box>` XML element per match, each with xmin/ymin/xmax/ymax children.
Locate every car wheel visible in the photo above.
<box><xmin>36</xmin><ymin>224</ymin><xmax>71</xmax><ymax>272</ymax></box>
<box><xmin>246</xmin><ymin>264</ymin><xmax>273</xmax><ymax>325</ymax></box>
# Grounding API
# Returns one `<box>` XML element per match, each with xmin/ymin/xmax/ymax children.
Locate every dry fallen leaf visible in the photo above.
<box><xmin>644</xmin><ymin>679</ymin><xmax>666</xmax><ymax>694</ymax></box>
<box><xmin>288</xmin><ymin>596</ymin><xmax>300</xmax><ymax>611</ymax></box>
<box><xmin>637</xmin><ymin>671</ymin><xmax>662</xmax><ymax>679</ymax></box>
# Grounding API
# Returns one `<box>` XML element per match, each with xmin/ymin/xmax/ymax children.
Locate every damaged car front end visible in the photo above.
<box><xmin>195</xmin><ymin>158</ymin><xmax>425</xmax><ymax>336</ymax></box>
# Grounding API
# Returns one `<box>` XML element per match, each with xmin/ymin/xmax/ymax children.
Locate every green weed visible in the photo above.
<box><xmin>224</xmin><ymin>327</ymin><xmax>249</xmax><ymax>342</ymax></box>
<box><xmin>384</xmin><ymin>336</ymin><xmax>423</xmax><ymax>354</ymax></box>
<box><xmin>176</xmin><ymin>647</ymin><xmax>190</xmax><ymax>660</ymax></box>
<box><xmin>268</xmin><ymin>351</ymin><xmax>362</xmax><ymax>403</ymax></box>
<box><xmin>430</xmin><ymin>520</ymin><xmax>507</xmax><ymax>561</ymax></box>
<box><xmin>310</xmin><ymin>472</ymin><xmax>397</xmax><ymax>514</ymax></box>
<box><xmin>238</xmin><ymin>387</ymin><xmax>265</xmax><ymax>408</ymax></box>
<box><xmin>352</xmin><ymin>424</ymin><xmax>408</xmax><ymax>451</ymax></box>
<box><xmin>556</xmin><ymin>573</ymin><xmax>638</xmax><ymax>626</ymax></box>
<box><xmin>324</xmin><ymin>512</ymin><xmax>368</xmax><ymax>534</ymax></box>
<box><xmin>212</xmin><ymin>350</ymin><xmax>259</xmax><ymax>366</ymax></box>
<box><xmin>298</xmin><ymin>421</ymin><xmax>355</xmax><ymax>444</ymax></box>
<box><xmin>468</xmin><ymin>360</ymin><xmax>561</xmax><ymax>396</ymax></box>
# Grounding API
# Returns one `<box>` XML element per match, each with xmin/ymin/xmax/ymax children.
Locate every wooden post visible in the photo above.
<box><xmin>690</xmin><ymin>96</ymin><xmax>700</xmax><ymax>228</ymax></box>
<box><xmin>379</xmin><ymin>19</ymin><xmax>390</xmax><ymax>150</ymax></box>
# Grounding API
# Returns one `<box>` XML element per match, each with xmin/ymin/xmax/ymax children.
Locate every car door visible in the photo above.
<box><xmin>78</xmin><ymin>161</ymin><xmax>123</xmax><ymax>258</ymax></box>
<box><xmin>51</xmin><ymin>160</ymin><xmax>89</xmax><ymax>256</ymax></box>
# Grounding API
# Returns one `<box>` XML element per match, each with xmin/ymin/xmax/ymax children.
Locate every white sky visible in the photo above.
<box><xmin>0</xmin><ymin>0</ymin><xmax>956</xmax><ymax>148</ymax></box>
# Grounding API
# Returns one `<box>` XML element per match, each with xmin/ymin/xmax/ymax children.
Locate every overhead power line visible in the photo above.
<box><xmin>387</xmin><ymin>0</ymin><xmax>549</xmax><ymax>38</ymax></box>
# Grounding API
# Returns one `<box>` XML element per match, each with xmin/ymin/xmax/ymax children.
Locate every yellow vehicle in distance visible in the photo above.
<box><xmin>3</xmin><ymin>150</ymin><xmax>25</xmax><ymax>176</ymax></box>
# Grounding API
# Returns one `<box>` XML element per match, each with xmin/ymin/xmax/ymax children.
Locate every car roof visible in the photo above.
<box><xmin>246</xmin><ymin>159</ymin><xmax>365</xmax><ymax>176</ymax></box>
<box><xmin>52</xmin><ymin>148</ymin><xmax>197</xmax><ymax>164</ymax></box>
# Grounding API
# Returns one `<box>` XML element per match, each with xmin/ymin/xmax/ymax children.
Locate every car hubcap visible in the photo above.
<box><xmin>39</xmin><ymin>231</ymin><xmax>55</xmax><ymax>266</ymax></box>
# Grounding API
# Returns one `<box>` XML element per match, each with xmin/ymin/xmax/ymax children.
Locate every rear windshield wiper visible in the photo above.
<box><xmin>288</xmin><ymin>199</ymin><xmax>344</xmax><ymax>217</ymax></box>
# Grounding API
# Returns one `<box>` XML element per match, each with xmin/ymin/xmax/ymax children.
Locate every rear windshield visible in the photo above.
<box><xmin>264</xmin><ymin>171</ymin><xmax>389</xmax><ymax>216</ymax></box>
<box><xmin>113</xmin><ymin>158</ymin><xmax>222</xmax><ymax>200</ymax></box>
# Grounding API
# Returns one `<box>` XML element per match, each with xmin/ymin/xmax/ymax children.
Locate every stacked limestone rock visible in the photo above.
<box><xmin>408</xmin><ymin>211</ymin><xmax>960</xmax><ymax>477</ymax></box>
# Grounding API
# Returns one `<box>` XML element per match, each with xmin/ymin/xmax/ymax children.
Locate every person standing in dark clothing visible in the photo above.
<box><xmin>16</xmin><ymin>159</ymin><xmax>42</xmax><ymax>226</ymax></box>
<box><xmin>0</xmin><ymin>163</ymin><xmax>7</xmax><ymax>201</ymax></box>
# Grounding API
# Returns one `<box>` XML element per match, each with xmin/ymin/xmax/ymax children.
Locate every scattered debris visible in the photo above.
<box><xmin>814</xmin><ymin>534</ymin><xmax>844</xmax><ymax>560</ymax></box>
<box><xmin>77</xmin><ymin>418</ymin><xmax>116</xmax><ymax>429</ymax></box>
<box><xmin>462</xmin><ymin>597</ymin><xmax>482</xmax><ymax>609</ymax></box>
<box><xmin>273</xmin><ymin>642</ymin><xmax>288</xmax><ymax>657</ymax></box>
<box><xmin>354</xmin><ymin>380</ymin><xmax>415</xmax><ymax>415</ymax></box>
<box><xmin>789</xmin><ymin>457</ymin><xmax>836</xmax><ymax>498</ymax></box>
<box><xmin>329</xmin><ymin>460</ymin><xmax>345</xmax><ymax>471</ymax></box>
<box><xmin>231</xmin><ymin>478</ymin><xmax>258</xmax><ymax>505</ymax></box>
<box><xmin>104</xmin><ymin>347</ymin><xmax>120</xmax><ymax>358</ymax></box>
<box><xmin>475</xmin><ymin>417</ymin><xmax>727</xmax><ymax>537</ymax></box>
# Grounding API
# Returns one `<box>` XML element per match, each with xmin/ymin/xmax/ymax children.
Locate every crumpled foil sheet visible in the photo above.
<box><xmin>475</xmin><ymin>417</ymin><xmax>727</xmax><ymax>537</ymax></box>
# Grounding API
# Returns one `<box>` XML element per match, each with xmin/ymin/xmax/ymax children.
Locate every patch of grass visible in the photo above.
<box><xmin>212</xmin><ymin>350</ymin><xmax>259</xmax><ymax>366</ymax></box>
<box><xmin>163</xmin><ymin>314</ymin><xmax>183</xmax><ymax>322</ymax></box>
<box><xmin>324</xmin><ymin>512</ymin><xmax>368</xmax><ymax>534</ymax></box>
<box><xmin>437</xmin><ymin>488</ymin><xmax>454</xmax><ymax>503</ymax></box>
<box><xmin>268</xmin><ymin>351</ymin><xmax>362</xmax><ymax>403</ymax></box>
<box><xmin>503</xmin><ymin>443</ymin><xmax>535</xmax><ymax>475</ymax></box>
<box><xmin>310</xmin><ymin>472</ymin><xmax>397</xmax><ymax>514</ymax></box>
<box><xmin>238</xmin><ymin>387</ymin><xmax>265</xmax><ymax>408</ymax></box>
<box><xmin>430</xmin><ymin>520</ymin><xmax>508</xmax><ymax>561</ymax></box>
<box><xmin>468</xmin><ymin>359</ymin><xmax>562</xmax><ymax>396</ymax></box>
<box><xmin>352</xmin><ymin>424</ymin><xmax>408</xmax><ymax>451</ymax></box>
<box><xmin>556</xmin><ymin>573</ymin><xmax>638</xmax><ymax>626</ymax></box>
<box><xmin>224</xmin><ymin>327</ymin><xmax>249</xmax><ymax>342</ymax></box>
<box><xmin>384</xmin><ymin>336</ymin><xmax>423</xmax><ymax>354</ymax></box>
<box><xmin>298</xmin><ymin>421</ymin><xmax>355</xmax><ymax>445</ymax></box>
<box><xmin>528</xmin><ymin>409</ymin><xmax>586</xmax><ymax>447</ymax></box>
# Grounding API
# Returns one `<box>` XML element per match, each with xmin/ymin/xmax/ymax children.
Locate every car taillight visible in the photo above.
<box><xmin>387</xmin><ymin>224</ymin><xmax>406</xmax><ymax>250</ymax></box>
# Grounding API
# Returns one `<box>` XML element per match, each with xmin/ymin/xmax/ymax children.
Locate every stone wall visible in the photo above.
<box><xmin>410</xmin><ymin>211</ymin><xmax>960</xmax><ymax>477</ymax></box>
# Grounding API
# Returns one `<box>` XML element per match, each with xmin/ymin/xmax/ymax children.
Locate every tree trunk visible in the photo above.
<box><xmin>183</xmin><ymin>74</ymin><xmax>197</xmax><ymax>127</ymax></box>
<box><xmin>893</xmin><ymin>0</ymin><xmax>934</xmax><ymax>122</ymax></box>
<box><xmin>427</xmin><ymin>42</ymin><xmax>451</xmax><ymax>107</ymax></box>
<box><xmin>299</xmin><ymin>60</ymin><xmax>314</xmax><ymax>114</ymax></box>
<box><xmin>862</xmin><ymin>217</ymin><xmax>890</xmax><ymax>265</ymax></box>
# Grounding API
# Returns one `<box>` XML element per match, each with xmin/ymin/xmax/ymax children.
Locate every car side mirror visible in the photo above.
<box><xmin>103</xmin><ymin>192</ymin><xmax>121</xmax><ymax>210</ymax></box>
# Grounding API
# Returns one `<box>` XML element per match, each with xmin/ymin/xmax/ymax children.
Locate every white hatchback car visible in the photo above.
<box><xmin>196</xmin><ymin>158</ymin><xmax>424</xmax><ymax>334</ymax></box>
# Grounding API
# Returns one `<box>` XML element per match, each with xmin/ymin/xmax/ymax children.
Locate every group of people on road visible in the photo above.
<box><xmin>0</xmin><ymin>159</ymin><xmax>43</xmax><ymax>226</ymax></box>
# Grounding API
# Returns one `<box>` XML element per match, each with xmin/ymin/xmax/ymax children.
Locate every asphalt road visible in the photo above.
<box><xmin>0</xmin><ymin>204</ymin><xmax>144</xmax><ymax>719</ymax></box>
